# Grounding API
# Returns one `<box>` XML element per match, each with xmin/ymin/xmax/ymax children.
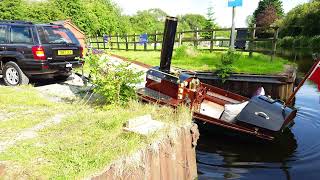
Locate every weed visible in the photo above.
<box><xmin>217</xmin><ymin>50</ymin><xmax>241</xmax><ymax>82</ymax></box>
<box><xmin>86</xmin><ymin>54</ymin><xmax>143</xmax><ymax>105</ymax></box>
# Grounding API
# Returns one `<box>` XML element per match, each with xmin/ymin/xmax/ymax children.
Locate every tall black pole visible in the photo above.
<box><xmin>160</xmin><ymin>16</ymin><xmax>178</xmax><ymax>73</ymax></box>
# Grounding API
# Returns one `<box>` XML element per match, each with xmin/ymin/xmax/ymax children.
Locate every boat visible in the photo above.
<box><xmin>137</xmin><ymin>16</ymin><xmax>297</xmax><ymax>141</ymax></box>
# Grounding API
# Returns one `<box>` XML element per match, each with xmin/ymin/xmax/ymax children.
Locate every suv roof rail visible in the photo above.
<box><xmin>0</xmin><ymin>20</ymin><xmax>33</xmax><ymax>25</ymax></box>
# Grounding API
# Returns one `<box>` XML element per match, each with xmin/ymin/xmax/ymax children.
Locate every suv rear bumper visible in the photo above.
<box><xmin>21</xmin><ymin>60</ymin><xmax>84</xmax><ymax>77</ymax></box>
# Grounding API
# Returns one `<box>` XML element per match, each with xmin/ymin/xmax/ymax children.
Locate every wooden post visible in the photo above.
<box><xmin>293</xmin><ymin>43</ymin><xmax>297</xmax><ymax>62</ymax></box>
<box><xmin>96</xmin><ymin>35</ymin><xmax>100</xmax><ymax>49</ymax></box>
<box><xmin>179</xmin><ymin>32</ymin><xmax>183</xmax><ymax>46</ymax></box>
<box><xmin>133</xmin><ymin>33</ymin><xmax>137</xmax><ymax>51</ymax></box>
<box><xmin>271</xmin><ymin>27</ymin><xmax>279</xmax><ymax>61</ymax></box>
<box><xmin>103</xmin><ymin>35</ymin><xmax>106</xmax><ymax>50</ymax></box>
<box><xmin>210</xmin><ymin>30</ymin><xmax>215</xmax><ymax>53</ymax></box>
<box><xmin>144</xmin><ymin>33</ymin><xmax>147</xmax><ymax>51</ymax></box>
<box><xmin>194</xmin><ymin>28</ymin><xmax>199</xmax><ymax>48</ymax></box>
<box><xmin>116</xmin><ymin>33</ymin><xmax>120</xmax><ymax>50</ymax></box>
<box><xmin>125</xmin><ymin>34</ymin><xmax>129</xmax><ymax>51</ymax></box>
<box><xmin>249</xmin><ymin>24</ymin><xmax>256</xmax><ymax>57</ymax></box>
<box><xmin>154</xmin><ymin>31</ymin><xmax>158</xmax><ymax>50</ymax></box>
<box><xmin>109</xmin><ymin>34</ymin><xmax>113</xmax><ymax>50</ymax></box>
<box><xmin>89</xmin><ymin>36</ymin><xmax>92</xmax><ymax>44</ymax></box>
<box><xmin>89</xmin><ymin>36</ymin><xmax>92</xmax><ymax>49</ymax></box>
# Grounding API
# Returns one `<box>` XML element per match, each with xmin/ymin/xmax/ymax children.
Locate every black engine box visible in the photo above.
<box><xmin>236</xmin><ymin>96</ymin><xmax>297</xmax><ymax>132</ymax></box>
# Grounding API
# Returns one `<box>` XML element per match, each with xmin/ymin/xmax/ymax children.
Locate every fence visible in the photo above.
<box><xmin>88</xmin><ymin>26</ymin><xmax>279</xmax><ymax>60</ymax></box>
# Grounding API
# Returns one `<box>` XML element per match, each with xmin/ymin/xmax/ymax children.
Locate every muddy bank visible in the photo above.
<box><xmin>90</xmin><ymin>124</ymin><xmax>199</xmax><ymax>180</ymax></box>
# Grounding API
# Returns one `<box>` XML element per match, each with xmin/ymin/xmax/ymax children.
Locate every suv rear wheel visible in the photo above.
<box><xmin>3</xmin><ymin>61</ymin><xmax>29</xmax><ymax>86</ymax></box>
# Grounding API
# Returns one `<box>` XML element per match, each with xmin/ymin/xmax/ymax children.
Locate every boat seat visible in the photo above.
<box><xmin>200</xmin><ymin>100</ymin><xmax>225</xmax><ymax>119</ymax></box>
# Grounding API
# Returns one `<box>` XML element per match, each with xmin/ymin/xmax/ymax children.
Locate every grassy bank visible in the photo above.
<box><xmin>110</xmin><ymin>50</ymin><xmax>292</xmax><ymax>74</ymax></box>
<box><xmin>0</xmin><ymin>86</ymin><xmax>191</xmax><ymax>179</ymax></box>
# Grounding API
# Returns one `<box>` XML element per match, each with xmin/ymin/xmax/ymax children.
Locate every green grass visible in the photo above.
<box><xmin>0</xmin><ymin>86</ymin><xmax>191</xmax><ymax>179</ymax></box>
<box><xmin>110</xmin><ymin>50</ymin><xmax>293</xmax><ymax>74</ymax></box>
<box><xmin>0</xmin><ymin>86</ymin><xmax>58</xmax><ymax>141</ymax></box>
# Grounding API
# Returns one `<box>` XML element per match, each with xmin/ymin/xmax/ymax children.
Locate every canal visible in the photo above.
<box><xmin>197</xmin><ymin>81</ymin><xmax>320</xmax><ymax>179</ymax></box>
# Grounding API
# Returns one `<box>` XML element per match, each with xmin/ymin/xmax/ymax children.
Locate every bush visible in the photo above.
<box><xmin>217</xmin><ymin>50</ymin><xmax>241</xmax><ymax>82</ymax></box>
<box><xmin>278</xmin><ymin>36</ymin><xmax>320</xmax><ymax>50</ymax></box>
<box><xmin>86</xmin><ymin>54</ymin><xmax>143</xmax><ymax>105</ymax></box>
<box><xmin>311</xmin><ymin>35</ymin><xmax>320</xmax><ymax>51</ymax></box>
<box><xmin>278</xmin><ymin>36</ymin><xmax>294</xmax><ymax>48</ymax></box>
<box><xmin>174</xmin><ymin>45</ymin><xmax>199</xmax><ymax>59</ymax></box>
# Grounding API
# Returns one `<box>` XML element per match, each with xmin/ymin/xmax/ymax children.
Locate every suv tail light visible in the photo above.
<box><xmin>80</xmin><ymin>46</ymin><xmax>84</xmax><ymax>58</ymax></box>
<box><xmin>32</xmin><ymin>46</ymin><xmax>46</xmax><ymax>60</ymax></box>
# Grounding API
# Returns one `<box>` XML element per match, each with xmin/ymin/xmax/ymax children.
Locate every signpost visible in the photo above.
<box><xmin>228</xmin><ymin>0</ymin><xmax>242</xmax><ymax>50</ymax></box>
<box><xmin>103</xmin><ymin>34</ymin><xmax>108</xmax><ymax>43</ymax></box>
<box><xmin>139</xmin><ymin>33</ymin><xmax>148</xmax><ymax>44</ymax></box>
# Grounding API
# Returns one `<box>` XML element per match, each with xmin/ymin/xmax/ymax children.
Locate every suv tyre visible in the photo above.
<box><xmin>3</xmin><ymin>61</ymin><xmax>29</xmax><ymax>86</ymax></box>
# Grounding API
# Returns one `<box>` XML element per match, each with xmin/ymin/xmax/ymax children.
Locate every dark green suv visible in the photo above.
<box><xmin>0</xmin><ymin>20</ymin><xmax>84</xmax><ymax>86</ymax></box>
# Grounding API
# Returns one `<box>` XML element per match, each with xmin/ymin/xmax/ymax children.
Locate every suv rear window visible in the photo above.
<box><xmin>10</xmin><ymin>26</ymin><xmax>33</xmax><ymax>44</ymax></box>
<box><xmin>37</xmin><ymin>26</ymin><xmax>79</xmax><ymax>44</ymax></box>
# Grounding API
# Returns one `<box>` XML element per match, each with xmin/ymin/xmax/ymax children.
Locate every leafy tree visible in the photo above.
<box><xmin>206</xmin><ymin>6</ymin><xmax>215</xmax><ymax>23</ymax></box>
<box><xmin>256</xmin><ymin>5</ymin><xmax>278</xmax><ymax>28</ymax></box>
<box><xmin>0</xmin><ymin>0</ymin><xmax>217</xmax><ymax>38</ymax></box>
<box><xmin>278</xmin><ymin>1</ymin><xmax>320</xmax><ymax>37</ymax></box>
<box><xmin>246</xmin><ymin>15</ymin><xmax>254</xmax><ymax>27</ymax></box>
<box><xmin>251</xmin><ymin>0</ymin><xmax>284</xmax><ymax>37</ymax></box>
<box><xmin>202</xmin><ymin>6</ymin><xmax>218</xmax><ymax>39</ymax></box>
<box><xmin>129</xmin><ymin>8</ymin><xmax>167</xmax><ymax>34</ymax></box>
<box><xmin>253</xmin><ymin>0</ymin><xmax>284</xmax><ymax>27</ymax></box>
<box><xmin>0</xmin><ymin>0</ymin><xmax>25</xmax><ymax>20</ymax></box>
<box><xmin>23</xmin><ymin>1</ymin><xmax>65</xmax><ymax>22</ymax></box>
<box><xmin>180</xmin><ymin>14</ymin><xmax>207</xmax><ymax>31</ymax></box>
<box><xmin>118</xmin><ymin>15</ymin><xmax>134</xmax><ymax>34</ymax></box>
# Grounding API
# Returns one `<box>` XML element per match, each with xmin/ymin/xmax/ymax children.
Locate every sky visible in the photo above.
<box><xmin>113</xmin><ymin>0</ymin><xmax>310</xmax><ymax>27</ymax></box>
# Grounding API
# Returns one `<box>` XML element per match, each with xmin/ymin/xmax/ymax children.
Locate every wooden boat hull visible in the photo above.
<box><xmin>195</xmin><ymin>119</ymin><xmax>274</xmax><ymax>142</ymax></box>
<box><xmin>194</xmin><ymin>118</ymin><xmax>295</xmax><ymax>142</ymax></box>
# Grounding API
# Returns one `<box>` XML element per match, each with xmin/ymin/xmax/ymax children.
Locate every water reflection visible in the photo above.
<box><xmin>197</xmin><ymin>83</ymin><xmax>320</xmax><ymax>180</ymax></box>
<box><xmin>197</xmin><ymin>129</ymin><xmax>297</xmax><ymax>180</ymax></box>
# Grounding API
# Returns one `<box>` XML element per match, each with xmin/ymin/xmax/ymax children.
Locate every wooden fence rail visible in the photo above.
<box><xmin>88</xmin><ymin>26</ymin><xmax>279</xmax><ymax>59</ymax></box>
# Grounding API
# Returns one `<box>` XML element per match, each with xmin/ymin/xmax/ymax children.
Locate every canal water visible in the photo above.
<box><xmin>196</xmin><ymin>82</ymin><xmax>320</xmax><ymax>180</ymax></box>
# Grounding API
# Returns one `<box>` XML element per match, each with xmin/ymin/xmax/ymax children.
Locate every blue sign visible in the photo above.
<box><xmin>228</xmin><ymin>0</ymin><xmax>242</xmax><ymax>7</ymax></box>
<box><xmin>139</xmin><ymin>33</ymin><xmax>148</xmax><ymax>44</ymax></box>
<box><xmin>103</xmin><ymin>34</ymin><xmax>108</xmax><ymax>43</ymax></box>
